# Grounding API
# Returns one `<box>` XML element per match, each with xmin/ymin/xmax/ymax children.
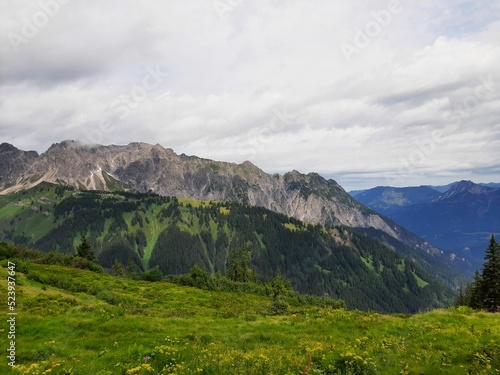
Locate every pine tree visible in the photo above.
<box><xmin>480</xmin><ymin>235</ymin><xmax>500</xmax><ymax>312</ymax></box>
<box><xmin>270</xmin><ymin>269</ymin><xmax>289</xmax><ymax>315</ymax></box>
<box><xmin>456</xmin><ymin>271</ymin><xmax>482</xmax><ymax>309</ymax></box>
<box><xmin>469</xmin><ymin>271</ymin><xmax>483</xmax><ymax>309</ymax></box>
<box><xmin>227</xmin><ymin>246</ymin><xmax>258</xmax><ymax>283</ymax></box>
<box><xmin>76</xmin><ymin>235</ymin><xmax>96</xmax><ymax>262</ymax></box>
<box><xmin>112</xmin><ymin>259</ymin><xmax>124</xmax><ymax>277</ymax></box>
<box><xmin>125</xmin><ymin>256</ymin><xmax>138</xmax><ymax>279</ymax></box>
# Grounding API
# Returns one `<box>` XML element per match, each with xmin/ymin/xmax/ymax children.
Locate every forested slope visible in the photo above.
<box><xmin>0</xmin><ymin>183</ymin><xmax>454</xmax><ymax>313</ymax></box>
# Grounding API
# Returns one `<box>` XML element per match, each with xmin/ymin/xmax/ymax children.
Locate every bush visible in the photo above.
<box><xmin>71</xmin><ymin>257</ymin><xmax>103</xmax><ymax>273</ymax></box>
<box><xmin>141</xmin><ymin>266</ymin><xmax>163</xmax><ymax>282</ymax></box>
<box><xmin>0</xmin><ymin>242</ymin><xmax>102</xmax><ymax>273</ymax></box>
<box><xmin>27</xmin><ymin>271</ymin><xmax>49</xmax><ymax>285</ymax></box>
<box><xmin>1</xmin><ymin>258</ymin><xmax>30</xmax><ymax>274</ymax></box>
<box><xmin>27</xmin><ymin>271</ymin><xmax>88</xmax><ymax>293</ymax></box>
<box><xmin>270</xmin><ymin>298</ymin><xmax>289</xmax><ymax>315</ymax></box>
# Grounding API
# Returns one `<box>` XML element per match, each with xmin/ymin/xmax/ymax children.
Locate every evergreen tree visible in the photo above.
<box><xmin>459</xmin><ymin>236</ymin><xmax>500</xmax><ymax>312</ymax></box>
<box><xmin>455</xmin><ymin>271</ymin><xmax>482</xmax><ymax>309</ymax></box>
<box><xmin>227</xmin><ymin>246</ymin><xmax>258</xmax><ymax>283</ymax></box>
<box><xmin>480</xmin><ymin>235</ymin><xmax>500</xmax><ymax>312</ymax></box>
<box><xmin>76</xmin><ymin>235</ymin><xmax>96</xmax><ymax>262</ymax></box>
<box><xmin>468</xmin><ymin>271</ymin><xmax>483</xmax><ymax>310</ymax></box>
<box><xmin>125</xmin><ymin>256</ymin><xmax>138</xmax><ymax>279</ymax></box>
<box><xmin>270</xmin><ymin>269</ymin><xmax>290</xmax><ymax>315</ymax></box>
<box><xmin>190</xmin><ymin>264</ymin><xmax>209</xmax><ymax>287</ymax></box>
<box><xmin>112</xmin><ymin>259</ymin><xmax>124</xmax><ymax>277</ymax></box>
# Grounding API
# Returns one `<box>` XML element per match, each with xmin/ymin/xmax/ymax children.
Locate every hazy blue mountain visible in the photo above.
<box><xmin>352</xmin><ymin>186</ymin><xmax>441</xmax><ymax>216</ymax></box>
<box><xmin>480</xmin><ymin>182</ymin><xmax>500</xmax><ymax>189</ymax></box>
<box><xmin>348</xmin><ymin>189</ymin><xmax>366</xmax><ymax>197</ymax></box>
<box><xmin>428</xmin><ymin>182</ymin><xmax>500</xmax><ymax>192</ymax></box>
<box><xmin>427</xmin><ymin>184</ymin><xmax>455</xmax><ymax>193</ymax></box>
<box><xmin>350</xmin><ymin>181</ymin><xmax>499</xmax><ymax>263</ymax></box>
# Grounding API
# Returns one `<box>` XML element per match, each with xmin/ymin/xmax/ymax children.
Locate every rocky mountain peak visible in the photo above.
<box><xmin>437</xmin><ymin>180</ymin><xmax>493</xmax><ymax>201</ymax></box>
<box><xmin>0</xmin><ymin>142</ymin><xmax>19</xmax><ymax>153</ymax></box>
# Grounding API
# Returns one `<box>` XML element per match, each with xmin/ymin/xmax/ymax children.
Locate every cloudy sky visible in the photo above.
<box><xmin>1</xmin><ymin>0</ymin><xmax>499</xmax><ymax>190</ymax></box>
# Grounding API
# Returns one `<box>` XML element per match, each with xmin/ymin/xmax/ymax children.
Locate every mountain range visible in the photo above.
<box><xmin>0</xmin><ymin>140</ymin><xmax>434</xmax><ymax>245</ymax></box>
<box><xmin>0</xmin><ymin>140</ymin><xmax>477</xmax><ymax>286</ymax></box>
<box><xmin>351</xmin><ymin>181</ymin><xmax>500</xmax><ymax>261</ymax></box>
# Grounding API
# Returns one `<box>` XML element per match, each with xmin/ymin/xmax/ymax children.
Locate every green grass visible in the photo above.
<box><xmin>361</xmin><ymin>256</ymin><xmax>375</xmax><ymax>271</ymax></box>
<box><xmin>413</xmin><ymin>272</ymin><xmax>429</xmax><ymax>288</ymax></box>
<box><xmin>219</xmin><ymin>207</ymin><xmax>230</xmax><ymax>215</ymax></box>
<box><xmin>1</xmin><ymin>262</ymin><xmax>499</xmax><ymax>375</ymax></box>
<box><xmin>137</xmin><ymin>205</ymin><xmax>165</xmax><ymax>269</ymax></box>
<box><xmin>397</xmin><ymin>259</ymin><xmax>405</xmax><ymax>272</ymax></box>
<box><xmin>0</xmin><ymin>204</ymin><xmax>23</xmax><ymax>219</ymax></box>
<box><xmin>283</xmin><ymin>223</ymin><xmax>298</xmax><ymax>231</ymax></box>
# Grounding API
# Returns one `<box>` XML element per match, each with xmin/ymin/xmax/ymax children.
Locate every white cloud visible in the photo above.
<box><xmin>0</xmin><ymin>0</ymin><xmax>499</xmax><ymax>190</ymax></box>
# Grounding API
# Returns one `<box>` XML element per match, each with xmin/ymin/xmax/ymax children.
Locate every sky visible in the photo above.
<box><xmin>1</xmin><ymin>0</ymin><xmax>500</xmax><ymax>191</ymax></box>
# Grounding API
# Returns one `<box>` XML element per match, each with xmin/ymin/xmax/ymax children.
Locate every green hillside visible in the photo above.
<box><xmin>0</xmin><ymin>254</ymin><xmax>498</xmax><ymax>375</ymax></box>
<box><xmin>0</xmin><ymin>183</ymin><xmax>454</xmax><ymax>313</ymax></box>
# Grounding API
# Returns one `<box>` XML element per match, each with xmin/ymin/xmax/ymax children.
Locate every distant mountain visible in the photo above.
<box><xmin>348</xmin><ymin>189</ymin><xmax>365</xmax><ymax>197</ymax></box>
<box><xmin>0</xmin><ymin>183</ymin><xmax>455</xmax><ymax>313</ymax></box>
<box><xmin>428</xmin><ymin>182</ymin><xmax>500</xmax><ymax>192</ymax></box>
<box><xmin>351</xmin><ymin>186</ymin><xmax>441</xmax><ymax>216</ymax></box>
<box><xmin>355</xmin><ymin>181</ymin><xmax>500</xmax><ymax>261</ymax></box>
<box><xmin>427</xmin><ymin>184</ymin><xmax>455</xmax><ymax>193</ymax></box>
<box><xmin>480</xmin><ymin>182</ymin><xmax>500</xmax><ymax>189</ymax></box>
<box><xmin>0</xmin><ymin>140</ymin><xmax>472</xmax><ymax>282</ymax></box>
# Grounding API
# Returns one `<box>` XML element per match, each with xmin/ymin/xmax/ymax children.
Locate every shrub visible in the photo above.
<box><xmin>141</xmin><ymin>266</ymin><xmax>163</xmax><ymax>282</ymax></box>
<box><xmin>71</xmin><ymin>257</ymin><xmax>103</xmax><ymax>273</ymax></box>
<box><xmin>27</xmin><ymin>271</ymin><xmax>49</xmax><ymax>284</ymax></box>
<box><xmin>270</xmin><ymin>298</ymin><xmax>289</xmax><ymax>315</ymax></box>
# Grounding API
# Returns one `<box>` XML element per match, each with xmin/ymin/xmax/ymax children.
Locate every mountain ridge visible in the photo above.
<box><xmin>0</xmin><ymin>140</ymin><xmax>400</xmax><ymax>230</ymax></box>
<box><xmin>352</xmin><ymin>181</ymin><xmax>500</xmax><ymax>261</ymax></box>
<box><xmin>0</xmin><ymin>140</ymin><xmax>468</xmax><ymax>279</ymax></box>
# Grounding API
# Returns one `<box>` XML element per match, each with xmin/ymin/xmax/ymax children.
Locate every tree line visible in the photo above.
<box><xmin>456</xmin><ymin>235</ymin><xmax>500</xmax><ymax>312</ymax></box>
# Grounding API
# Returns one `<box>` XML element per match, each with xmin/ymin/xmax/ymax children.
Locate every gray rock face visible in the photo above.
<box><xmin>0</xmin><ymin>140</ymin><xmax>440</xmax><ymax>256</ymax></box>
<box><xmin>0</xmin><ymin>143</ymin><xmax>39</xmax><ymax>189</ymax></box>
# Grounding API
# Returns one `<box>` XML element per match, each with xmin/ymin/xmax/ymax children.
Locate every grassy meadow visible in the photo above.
<box><xmin>1</xmin><ymin>261</ymin><xmax>499</xmax><ymax>375</ymax></box>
